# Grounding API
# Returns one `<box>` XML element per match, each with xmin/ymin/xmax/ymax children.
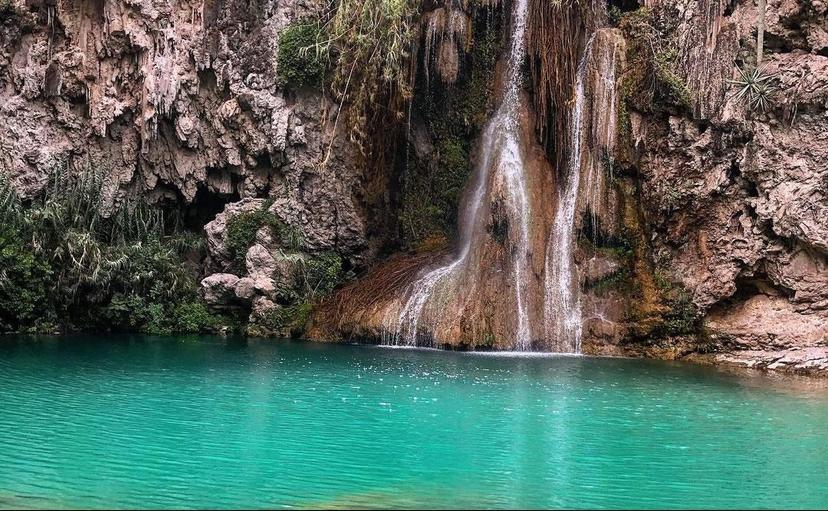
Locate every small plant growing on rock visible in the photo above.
<box><xmin>618</xmin><ymin>8</ymin><xmax>692</xmax><ymax>115</ymax></box>
<box><xmin>729</xmin><ymin>65</ymin><xmax>775</xmax><ymax>113</ymax></box>
<box><xmin>225</xmin><ymin>201</ymin><xmax>302</xmax><ymax>273</ymax></box>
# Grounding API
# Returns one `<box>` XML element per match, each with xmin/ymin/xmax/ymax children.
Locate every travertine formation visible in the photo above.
<box><xmin>627</xmin><ymin>0</ymin><xmax>828</xmax><ymax>373</ymax></box>
<box><xmin>0</xmin><ymin>0</ymin><xmax>370</xmax><ymax>253</ymax></box>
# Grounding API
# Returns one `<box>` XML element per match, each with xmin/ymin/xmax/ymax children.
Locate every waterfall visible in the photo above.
<box><xmin>388</xmin><ymin>0</ymin><xmax>533</xmax><ymax>349</ymax></box>
<box><xmin>542</xmin><ymin>37</ymin><xmax>594</xmax><ymax>354</ymax></box>
<box><xmin>543</xmin><ymin>30</ymin><xmax>622</xmax><ymax>353</ymax></box>
<box><xmin>378</xmin><ymin>6</ymin><xmax>622</xmax><ymax>352</ymax></box>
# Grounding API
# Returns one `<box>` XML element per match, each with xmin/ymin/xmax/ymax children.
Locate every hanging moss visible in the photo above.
<box><xmin>397</xmin><ymin>12</ymin><xmax>504</xmax><ymax>249</ymax></box>
<box><xmin>651</xmin><ymin>271</ymin><xmax>700</xmax><ymax>336</ymax></box>
<box><xmin>276</xmin><ymin>20</ymin><xmax>328</xmax><ymax>89</ymax></box>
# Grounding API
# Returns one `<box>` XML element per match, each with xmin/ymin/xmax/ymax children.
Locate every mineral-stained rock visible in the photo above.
<box><xmin>626</xmin><ymin>0</ymin><xmax>828</xmax><ymax>373</ymax></box>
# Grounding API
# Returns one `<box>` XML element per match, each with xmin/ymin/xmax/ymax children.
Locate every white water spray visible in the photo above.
<box><xmin>543</xmin><ymin>36</ymin><xmax>595</xmax><ymax>354</ymax></box>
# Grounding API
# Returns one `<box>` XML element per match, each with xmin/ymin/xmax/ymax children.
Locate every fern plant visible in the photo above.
<box><xmin>0</xmin><ymin>173</ymin><xmax>21</xmax><ymax>226</ymax></box>
<box><xmin>730</xmin><ymin>66</ymin><xmax>775</xmax><ymax>113</ymax></box>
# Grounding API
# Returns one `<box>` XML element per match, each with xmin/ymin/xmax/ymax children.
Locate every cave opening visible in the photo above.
<box><xmin>180</xmin><ymin>184</ymin><xmax>241</xmax><ymax>232</ymax></box>
<box><xmin>607</xmin><ymin>0</ymin><xmax>639</xmax><ymax>13</ymax></box>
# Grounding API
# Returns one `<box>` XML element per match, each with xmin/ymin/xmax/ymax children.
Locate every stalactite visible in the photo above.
<box><xmin>422</xmin><ymin>6</ymin><xmax>472</xmax><ymax>84</ymax></box>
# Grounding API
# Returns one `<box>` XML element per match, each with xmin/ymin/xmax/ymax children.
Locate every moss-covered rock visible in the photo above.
<box><xmin>277</xmin><ymin>20</ymin><xmax>328</xmax><ymax>89</ymax></box>
<box><xmin>618</xmin><ymin>7</ymin><xmax>691</xmax><ymax>121</ymax></box>
<box><xmin>396</xmin><ymin>12</ymin><xmax>503</xmax><ymax>249</ymax></box>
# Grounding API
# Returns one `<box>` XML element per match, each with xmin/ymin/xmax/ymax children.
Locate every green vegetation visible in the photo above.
<box><xmin>324</xmin><ymin>0</ymin><xmax>419</xmax><ymax>151</ymax></box>
<box><xmin>225</xmin><ymin>201</ymin><xmax>301</xmax><ymax>273</ymax></box>
<box><xmin>248</xmin><ymin>251</ymin><xmax>346</xmax><ymax>337</ymax></box>
<box><xmin>651</xmin><ymin>270</ymin><xmax>699</xmax><ymax>336</ymax></box>
<box><xmin>277</xmin><ymin>20</ymin><xmax>329</xmax><ymax>89</ymax></box>
<box><xmin>397</xmin><ymin>15</ymin><xmax>503</xmax><ymax>248</ymax></box>
<box><xmin>0</xmin><ymin>167</ymin><xmax>224</xmax><ymax>335</ymax></box>
<box><xmin>729</xmin><ymin>65</ymin><xmax>775</xmax><ymax>113</ymax></box>
<box><xmin>607</xmin><ymin>5</ymin><xmax>623</xmax><ymax>27</ymax></box>
<box><xmin>618</xmin><ymin>7</ymin><xmax>691</xmax><ymax>126</ymax></box>
<box><xmin>251</xmin><ymin>300</ymin><xmax>314</xmax><ymax>338</ymax></box>
<box><xmin>300</xmin><ymin>251</ymin><xmax>345</xmax><ymax>297</ymax></box>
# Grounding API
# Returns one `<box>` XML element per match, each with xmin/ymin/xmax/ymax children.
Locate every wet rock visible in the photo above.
<box><xmin>714</xmin><ymin>347</ymin><xmax>828</xmax><ymax>376</ymax></box>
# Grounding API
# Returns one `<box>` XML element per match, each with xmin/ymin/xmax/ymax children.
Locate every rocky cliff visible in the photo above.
<box><xmin>610</xmin><ymin>0</ymin><xmax>828</xmax><ymax>373</ymax></box>
<box><xmin>0</xmin><ymin>0</ymin><xmax>373</xmax><ymax>252</ymax></box>
<box><xmin>1</xmin><ymin>0</ymin><xmax>826</xmax><ymax>374</ymax></box>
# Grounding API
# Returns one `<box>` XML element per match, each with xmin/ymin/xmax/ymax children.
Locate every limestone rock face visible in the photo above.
<box><xmin>0</xmin><ymin>0</ymin><xmax>370</xmax><ymax>257</ymax></box>
<box><xmin>627</xmin><ymin>0</ymin><xmax>828</xmax><ymax>373</ymax></box>
<box><xmin>201</xmin><ymin>273</ymin><xmax>240</xmax><ymax>305</ymax></box>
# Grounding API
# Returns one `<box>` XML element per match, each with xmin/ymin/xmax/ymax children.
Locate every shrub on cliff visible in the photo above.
<box><xmin>618</xmin><ymin>8</ymin><xmax>691</xmax><ymax>116</ymax></box>
<box><xmin>225</xmin><ymin>201</ymin><xmax>302</xmax><ymax>273</ymax></box>
<box><xmin>277</xmin><ymin>21</ymin><xmax>328</xmax><ymax>89</ymax></box>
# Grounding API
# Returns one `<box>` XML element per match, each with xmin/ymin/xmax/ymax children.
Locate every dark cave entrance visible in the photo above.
<box><xmin>607</xmin><ymin>0</ymin><xmax>640</xmax><ymax>13</ymax></box>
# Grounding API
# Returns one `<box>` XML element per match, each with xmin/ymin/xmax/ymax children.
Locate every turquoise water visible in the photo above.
<box><xmin>1</xmin><ymin>337</ymin><xmax>827</xmax><ymax>509</ymax></box>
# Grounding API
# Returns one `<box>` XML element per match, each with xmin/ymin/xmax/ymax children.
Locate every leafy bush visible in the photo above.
<box><xmin>253</xmin><ymin>300</ymin><xmax>314</xmax><ymax>338</ymax></box>
<box><xmin>300</xmin><ymin>251</ymin><xmax>344</xmax><ymax>297</ymax></box>
<box><xmin>0</xmin><ymin>167</ymin><xmax>221</xmax><ymax>335</ymax></box>
<box><xmin>607</xmin><ymin>5</ymin><xmax>623</xmax><ymax>27</ymax></box>
<box><xmin>277</xmin><ymin>21</ymin><xmax>329</xmax><ymax>88</ymax></box>
<box><xmin>0</xmin><ymin>225</ymin><xmax>53</xmax><ymax>332</ymax></box>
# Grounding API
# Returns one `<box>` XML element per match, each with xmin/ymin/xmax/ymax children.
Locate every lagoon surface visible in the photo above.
<box><xmin>1</xmin><ymin>336</ymin><xmax>827</xmax><ymax>509</ymax></box>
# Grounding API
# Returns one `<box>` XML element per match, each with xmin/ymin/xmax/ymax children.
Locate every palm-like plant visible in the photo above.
<box><xmin>0</xmin><ymin>173</ymin><xmax>20</xmax><ymax>225</ymax></box>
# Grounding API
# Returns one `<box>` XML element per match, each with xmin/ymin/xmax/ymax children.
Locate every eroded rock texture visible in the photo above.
<box><xmin>624</xmin><ymin>0</ymin><xmax>828</xmax><ymax>374</ymax></box>
<box><xmin>0</xmin><ymin>0</ymin><xmax>370</xmax><ymax>255</ymax></box>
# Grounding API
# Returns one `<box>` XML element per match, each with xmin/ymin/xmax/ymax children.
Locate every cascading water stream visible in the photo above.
<box><xmin>543</xmin><ymin>30</ymin><xmax>622</xmax><ymax>353</ymax></box>
<box><xmin>388</xmin><ymin>0</ymin><xmax>532</xmax><ymax>349</ymax></box>
<box><xmin>543</xmin><ymin>36</ymin><xmax>595</xmax><ymax>354</ymax></box>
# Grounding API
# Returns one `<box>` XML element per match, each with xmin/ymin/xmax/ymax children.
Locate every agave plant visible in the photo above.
<box><xmin>730</xmin><ymin>66</ymin><xmax>775</xmax><ymax>113</ymax></box>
